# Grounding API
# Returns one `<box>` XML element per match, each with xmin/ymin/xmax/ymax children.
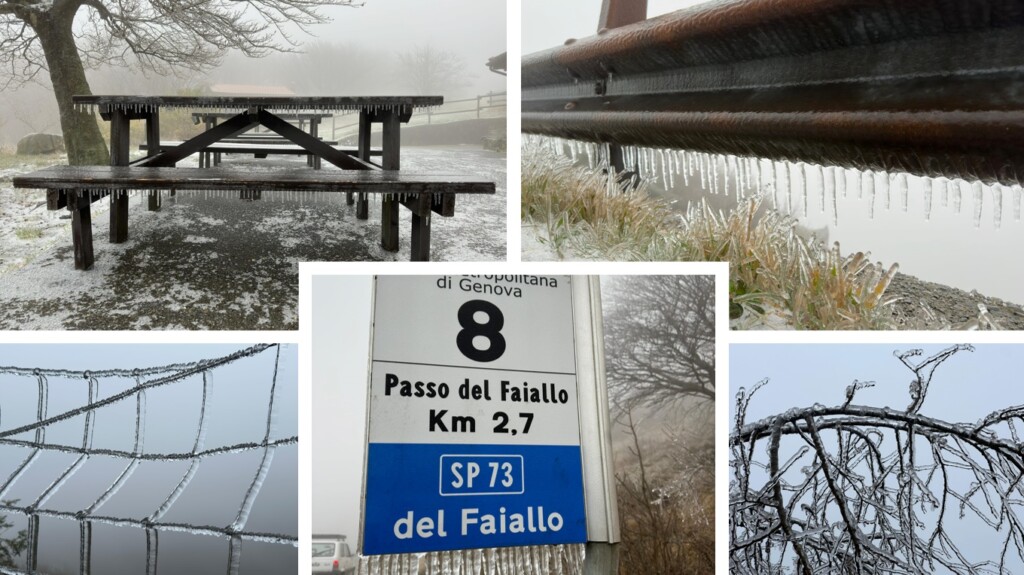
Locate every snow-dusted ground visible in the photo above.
<box><xmin>0</xmin><ymin>146</ymin><xmax>505</xmax><ymax>330</ymax></box>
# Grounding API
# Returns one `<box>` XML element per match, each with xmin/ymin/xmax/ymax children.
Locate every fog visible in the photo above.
<box><xmin>521</xmin><ymin>0</ymin><xmax>711</xmax><ymax>55</ymax></box>
<box><xmin>0</xmin><ymin>344</ymin><xmax>297</xmax><ymax>575</ymax></box>
<box><xmin>0</xmin><ymin>0</ymin><xmax>507</xmax><ymax>146</ymax></box>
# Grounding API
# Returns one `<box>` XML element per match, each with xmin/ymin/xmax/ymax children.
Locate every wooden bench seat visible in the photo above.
<box><xmin>14</xmin><ymin>166</ymin><xmax>495</xmax><ymax>266</ymax></box>
<box><xmin>140</xmin><ymin>140</ymin><xmax>364</xmax><ymax>169</ymax></box>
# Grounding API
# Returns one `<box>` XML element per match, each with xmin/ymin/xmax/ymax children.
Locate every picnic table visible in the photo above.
<box><xmin>15</xmin><ymin>95</ymin><xmax>496</xmax><ymax>266</ymax></box>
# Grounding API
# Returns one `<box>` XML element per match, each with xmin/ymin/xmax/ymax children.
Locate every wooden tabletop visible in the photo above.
<box><xmin>73</xmin><ymin>95</ymin><xmax>443</xmax><ymax>113</ymax></box>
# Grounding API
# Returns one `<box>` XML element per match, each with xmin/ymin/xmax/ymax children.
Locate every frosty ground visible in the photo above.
<box><xmin>0</xmin><ymin>146</ymin><xmax>505</xmax><ymax>330</ymax></box>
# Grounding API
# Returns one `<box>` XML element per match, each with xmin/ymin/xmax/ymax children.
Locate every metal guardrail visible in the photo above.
<box><xmin>330</xmin><ymin>91</ymin><xmax>506</xmax><ymax>140</ymax></box>
<box><xmin>522</xmin><ymin>0</ymin><xmax>1024</xmax><ymax>187</ymax></box>
<box><xmin>425</xmin><ymin>91</ymin><xmax>507</xmax><ymax>124</ymax></box>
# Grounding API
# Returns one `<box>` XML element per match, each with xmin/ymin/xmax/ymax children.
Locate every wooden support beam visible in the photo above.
<box><xmin>109</xmin><ymin>109</ymin><xmax>130</xmax><ymax>243</ymax></box>
<box><xmin>140</xmin><ymin>112</ymin><xmax>259</xmax><ymax>167</ymax></box>
<box><xmin>69</xmin><ymin>190</ymin><xmax>95</xmax><ymax>270</ymax></box>
<box><xmin>145</xmin><ymin>111</ymin><xmax>161</xmax><ymax>211</ymax></box>
<box><xmin>257</xmin><ymin>109</ymin><xmax>375</xmax><ymax>171</ymax></box>
<box><xmin>380</xmin><ymin>110</ymin><xmax>401</xmax><ymax>252</ymax></box>
<box><xmin>355</xmin><ymin>110</ymin><xmax>372</xmax><ymax>217</ymax></box>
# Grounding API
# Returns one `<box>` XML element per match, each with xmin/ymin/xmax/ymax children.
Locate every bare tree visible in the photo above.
<box><xmin>395</xmin><ymin>44</ymin><xmax>471</xmax><ymax>97</ymax></box>
<box><xmin>601</xmin><ymin>275</ymin><xmax>716</xmax><ymax>574</ymax></box>
<box><xmin>730</xmin><ymin>345</ymin><xmax>1024</xmax><ymax>574</ymax></box>
<box><xmin>617</xmin><ymin>408</ymin><xmax>715</xmax><ymax>575</ymax></box>
<box><xmin>602</xmin><ymin>275</ymin><xmax>715</xmax><ymax>410</ymax></box>
<box><xmin>0</xmin><ymin>0</ymin><xmax>363</xmax><ymax>164</ymax></box>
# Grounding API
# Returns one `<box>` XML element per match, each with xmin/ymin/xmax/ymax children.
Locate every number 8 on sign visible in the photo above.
<box><xmin>456</xmin><ymin>300</ymin><xmax>506</xmax><ymax>362</ymax></box>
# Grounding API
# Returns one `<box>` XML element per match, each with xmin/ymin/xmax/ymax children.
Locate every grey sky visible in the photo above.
<box><xmin>522</xmin><ymin>0</ymin><xmax>713</xmax><ymax>54</ymax></box>
<box><xmin>301</xmin><ymin>0</ymin><xmax>507</xmax><ymax>96</ymax></box>
<box><xmin>730</xmin><ymin>343</ymin><xmax>1024</xmax><ymax>571</ymax></box>
<box><xmin>0</xmin><ymin>344</ymin><xmax>297</xmax><ymax>575</ymax></box>
<box><xmin>312</xmin><ymin>276</ymin><xmax>373</xmax><ymax>542</ymax></box>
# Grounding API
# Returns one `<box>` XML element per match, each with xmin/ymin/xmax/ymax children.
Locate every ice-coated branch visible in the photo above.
<box><xmin>730</xmin><ymin>346</ymin><xmax>1024</xmax><ymax>574</ymax></box>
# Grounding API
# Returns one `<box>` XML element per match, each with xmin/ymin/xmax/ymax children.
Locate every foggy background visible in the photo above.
<box><xmin>521</xmin><ymin>0</ymin><xmax>710</xmax><ymax>54</ymax></box>
<box><xmin>730</xmin><ymin>343</ymin><xmax>1024</xmax><ymax>570</ymax></box>
<box><xmin>0</xmin><ymin>0</ymin><xmax>507</xmax><ymax>146</ymax></box>
<box><xmin>0</xmin><ymin>344</ymin><xmax>297</xmax><ymax>575</ymax></box>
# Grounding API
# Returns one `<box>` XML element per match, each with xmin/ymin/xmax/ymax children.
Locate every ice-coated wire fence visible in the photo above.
<box><xmin>0</xmin><ymin>344</ymin><xmax>296</xmax><ymax>575</ymax></box>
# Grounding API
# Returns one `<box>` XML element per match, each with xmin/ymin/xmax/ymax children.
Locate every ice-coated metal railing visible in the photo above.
<box><xmin>522</xmin><ymin>0</ymin><xmax>1024</xmax><ymax>187</ymax></box>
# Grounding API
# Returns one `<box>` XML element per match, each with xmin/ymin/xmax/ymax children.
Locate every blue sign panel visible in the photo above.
<box><xmin>364</xmin><ymin>276</ymin><xmax>586</xmax><ymax>554</ymax></box>
<box><xmin>363</xmin><ymin>444</ymin><xmax>586</xmax><ymax>554</ymax></box>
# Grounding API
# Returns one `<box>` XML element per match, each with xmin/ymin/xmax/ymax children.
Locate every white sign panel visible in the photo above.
<box><xmin>362</xmin><ymin>275</ymin><xmax>587</xmax><ymax>555</ymax></box>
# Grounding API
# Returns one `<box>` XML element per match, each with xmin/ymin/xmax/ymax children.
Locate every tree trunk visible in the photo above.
<box><xmin>31</xmin><ymin>7</ymin><xmax>108</xmax><ymax>165</ymax></box>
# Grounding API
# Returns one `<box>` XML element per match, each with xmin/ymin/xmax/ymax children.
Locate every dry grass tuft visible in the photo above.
<box><xmin>522</xmin><ymin>144</ymin><xmax>898</xmax><ymax>330</ymax></box>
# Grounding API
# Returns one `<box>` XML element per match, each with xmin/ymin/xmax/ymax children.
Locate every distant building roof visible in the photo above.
<box><xmin>209</xmin><ymin>84</ymin><xmax>296</xmax><ymax>96</ymax></box>
<box><xmin>487</xmin><ymin>52</ymin><xmax>507</xmax><ymax>76</ymax></box>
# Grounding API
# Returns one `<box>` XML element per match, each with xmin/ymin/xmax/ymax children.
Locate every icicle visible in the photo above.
<box><xmin>792</xmin><ymin>162</ymin><xmax>806</xmax><ymax>217</ymax></box>
<box><xmin>973</xmin><ymin>181</ymin><xmax>984</xmax><ymax>228</ymax></box>
<box><xmin>719</xmin><ymin>155</ymin><xmax>728</xmax><ymax>197</ymax></box>
<box><xmin>865</xmin><ymin>170</ymin><xmax>876</xmax><ymax>219</ymax></box>
<box><xmin>659</xmin><ymin>149</ymin><xmax>668</xmax><ymax>187</ymax></box>
<box><xmin>993</xmin><ymin>184</ymin><xmax>1004</xmax><ymax>229</ymax></box>
<box><xmin>829</xmin><ymin>173</ymin><xmax>839</xmax><ymax>226</ymax></box>
<box><xmin>895</xmin><ymin>173</ymin><xmax>908</xmax><ymax>211</ymax></box>
<box><xmin>923</xmin><ymin>179</ymin><xmax>933</xmax><ymax>221</ymax></box>
<box><xmin>1014</xmin><ymin>185</ymin><xmax>1022</xmax><ymax>221</ymax></box>
<box><xmin>727</xmin><ymin>155</ymin><xmax>738</xmax><ymax>199</ymax></box>
<box><xmin>955</xmin><ymin>179</ymin><xmax>968</xmax><ymax>214</ymax></box>
<box><xmin>775</xmin><ymin>161</ymin><xmax>789</xmax><ymax>213</ymax></box>
<box><xmin>876</xmin><ymin>172</ymin><xmax>889</xmax><ymax>211</ymax></box>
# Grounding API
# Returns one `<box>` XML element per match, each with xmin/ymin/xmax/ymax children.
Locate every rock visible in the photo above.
<box><xmin>16</xmin><ymin>133</ymin><xmax>65</xmax><ymax>155</ymax></box>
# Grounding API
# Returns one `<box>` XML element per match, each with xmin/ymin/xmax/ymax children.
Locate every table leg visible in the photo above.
<box><xmin>310</xmin><ymin>119</ymin><xmax>321</xmax><ymax>169</ymax></box>
<box><xmin>380</xmin><ymin>110</ymin><xmax>400</xmax><ymax>252</ymax></box>
<box><xmin>69</xmin><ymin>190</ymin><xmax>95</xmax><ymax>270</ymax></box>
<box><xmin>110</xmin><ymin>109</ymin><xmax>130</xmax><ymax>243</ymax></box>
<box><xmin>146</xmin><ymin>111</ymin><xmax>161</xmax><ymax>211</ymax></box>
<box><xmin>410</xmin><ymin>211</ymin><xmax>431</xmax><ymax>261</ymax></box>
<box><xmin>212</xmin><ymin>118</ymin><xmax>222</xmax><ymax>167</ymax></box>
<box><xmin>355</xmin><ymin>110</ymin><xmax>372</xmax><ymax>215</ymax></box>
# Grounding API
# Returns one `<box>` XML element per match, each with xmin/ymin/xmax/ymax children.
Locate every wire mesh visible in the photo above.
<box><xmin>0</xmin><ymin>344</ymin><xmax>296</xmax><ymax>575</ymax></box>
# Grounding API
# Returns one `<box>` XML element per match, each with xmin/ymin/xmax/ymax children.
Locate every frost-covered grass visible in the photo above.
<box><xmin>522</xmin><ymin>144</ymin><xmax>899</xmax><ymax>330</ymax></box>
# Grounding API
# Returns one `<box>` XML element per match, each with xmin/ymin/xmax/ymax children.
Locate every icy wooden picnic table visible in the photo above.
<box><xmin>15</xmin><ymin>95</ymin><xmax>495</xmax><ymax>266</ymax></box>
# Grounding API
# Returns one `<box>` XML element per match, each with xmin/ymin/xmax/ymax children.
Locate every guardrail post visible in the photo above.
<box><xmin>598</xmin><ymin>0</ymin><xmax>647</xmax><ymax>181</ymax></box>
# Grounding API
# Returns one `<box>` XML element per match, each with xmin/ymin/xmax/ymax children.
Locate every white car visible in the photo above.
<box><xmin>311</xmin><ymin>534</ymin><xmax>357</xmax><ymax>574</ymax></box>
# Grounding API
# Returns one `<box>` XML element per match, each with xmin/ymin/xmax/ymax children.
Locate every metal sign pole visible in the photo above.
<box><xmin>572</xmin><ymin>277</ymin><xmax>620</xmax><ymax>574</ymax></box>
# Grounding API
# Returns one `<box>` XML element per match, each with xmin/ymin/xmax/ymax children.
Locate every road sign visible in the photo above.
<box><xmin>362</xmin><ymin>275</ymin><xmax>587</xmax><ymax>555</ymax></box>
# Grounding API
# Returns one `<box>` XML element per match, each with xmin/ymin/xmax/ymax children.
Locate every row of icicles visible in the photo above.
<box><xmin>74</xmin><ymin>190</ymin><xmax>436</xmax><ymax>204</ymax></box>
<box><xmin>526</xmin><ymin>135</ymin><xmax>1024</xmax><ymax>229</ymax></box>
<box><xmin>357</xmin><ymin>545</ymin><xmax>585</xmax><ymax>575</ymax></box>
<box><xmin>72</xmin><ymin>104</ymin><xmax>437</xmax><ymax>114</ymax></box>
